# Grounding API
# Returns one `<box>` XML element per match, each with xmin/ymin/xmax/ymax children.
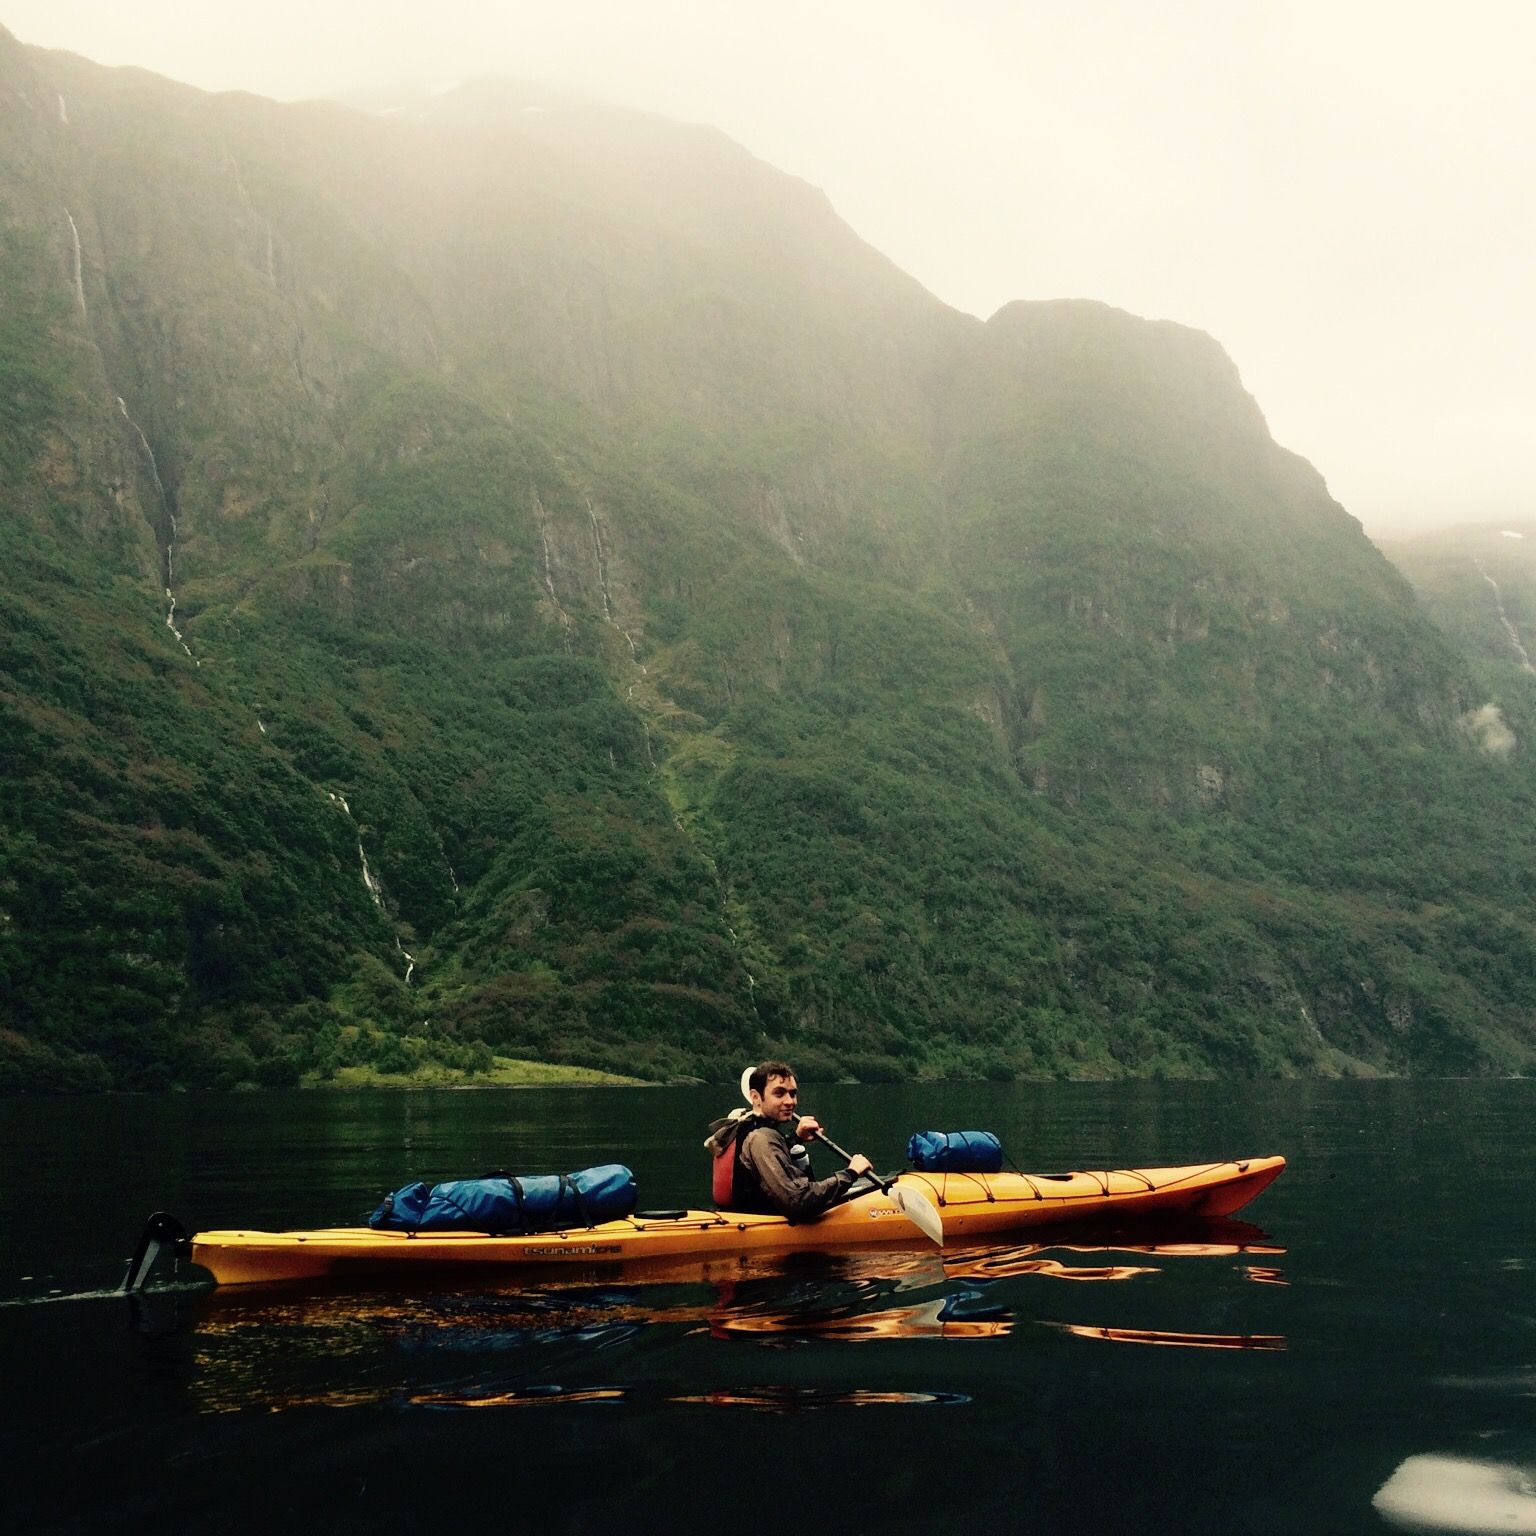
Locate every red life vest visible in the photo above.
<box><xmin>708</xmin><ymin>1114</ymin><xmax>781</xmax><ymax>1212</ymax></box>
<box><xmin>710</xmin><ymin>1123</ymin><xmax>740</xmax><ymax>1206</ymax></box>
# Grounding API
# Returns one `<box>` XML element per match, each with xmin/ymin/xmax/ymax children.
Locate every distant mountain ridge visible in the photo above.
<box><xmin>3</xmin><ymin>27</ymin><xmax>1535</xmax><ymax>1091</ymax></box>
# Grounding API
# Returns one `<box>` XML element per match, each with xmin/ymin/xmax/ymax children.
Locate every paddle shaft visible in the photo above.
<box><xmin>801</xmin><ymin>1121</ymin><xmax>943</xmax><ymax>1245</ymax></box>
<box><xmin>806</xmin><ymin>1128</ymin><xmax>886</xmax><ymax>1190</ymax></box>
<box><xmin>807</xmin><ymin>1126</ymin><xmax>858</xmax><ymax>1165</ymax></box>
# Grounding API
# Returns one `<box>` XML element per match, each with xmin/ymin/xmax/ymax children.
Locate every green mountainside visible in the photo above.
<box><xmin>1379</xmin><ymin>521</ymin><xmax>1536</xmax><ymax>762</ymax></box>
<box><xmin>1379</xmin><ymin>523</ymin><xmax>1536</xmax><ymax>677</ymax></box>
<box><xmin>4</xmin><ymin>31</ymin><xmax>1534</xmax><ymax>1091</ymax></box>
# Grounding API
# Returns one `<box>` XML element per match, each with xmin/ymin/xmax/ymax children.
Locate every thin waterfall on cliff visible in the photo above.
<box><xmin>327</xmin><ymin>793</ymin><xmax>385</xmax><ymax>908</ymax></box>
<box><xmin>64</xmin><ymin>209</ymin><xmax>85</xmax><ymax>315</ymax></box>
<box><xmin>1476</xmin><ymin>562</ymin><xmax>1536</xmax><ymax>673</ymax></box>
<box><xmin>532</xmin><ymin>489</ymin><xmax>574</xmax><ymax>650</ymax></box>
<box><xmin>117</xmin><ymin>395</ymin><xmax>197</xmax><ymax>664</ymax></box>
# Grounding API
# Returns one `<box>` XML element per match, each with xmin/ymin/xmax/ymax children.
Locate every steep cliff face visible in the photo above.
<box><xmin>1382</xmin><ymin>522</ymin><xmax>1536</xmax><ymax>791</ymax></box>
<box><xmin>3</xmin><ymin>33</ymin><xmax>1533</xmax><ymax>1090</ymax></box>
<box><xmin>939</xmin><ymin>300</ymin><xmax>1475</xmax><ymax>808</ymax></box>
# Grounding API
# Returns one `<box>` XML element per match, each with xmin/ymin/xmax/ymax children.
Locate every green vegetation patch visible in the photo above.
<box><xmin>322</xmin><ymin>1055</ymin><xmax>652</xmax><ymax>1088</ymax></box>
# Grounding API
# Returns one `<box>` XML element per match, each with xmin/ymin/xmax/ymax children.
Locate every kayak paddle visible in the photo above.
<box><xmin>809</xmin><ymin>1128</ymin><xmax>944</xmax><ymax>1246</ymax></box>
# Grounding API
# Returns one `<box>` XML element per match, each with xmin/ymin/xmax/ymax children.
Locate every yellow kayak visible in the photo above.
<box><xmin>181</xmin><ymin>1157</ymin><xmax>1284</xmax><ymax>1287</ymax></box>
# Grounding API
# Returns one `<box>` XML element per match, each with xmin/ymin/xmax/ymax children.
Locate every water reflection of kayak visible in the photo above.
<box><xmin>172</xmin><ymin>1219</ymin><xmax>1288</xmax><ymax>1412</ymax></box>
<box><xmin>165</xmin><ymin>1222</ymin><xmax>1296</xmax><ymax>1413</ymax></box>
<box><xmin>166</xmin><ymin>1157</ymin><xmax>1284</xmax><ymax>1288</ymax></box>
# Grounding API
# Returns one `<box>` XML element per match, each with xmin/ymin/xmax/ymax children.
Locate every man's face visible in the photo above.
<box><xmin>751</xmin><ymin>1074</ymin><xmax>799</xmax><ymax>1123</ymax></box>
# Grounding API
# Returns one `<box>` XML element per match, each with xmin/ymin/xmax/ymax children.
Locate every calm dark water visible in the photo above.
<box><xmin>4</xmin><ymin>1080</ymin><xmax>1534</xmax><ymax>1535</ymax></box>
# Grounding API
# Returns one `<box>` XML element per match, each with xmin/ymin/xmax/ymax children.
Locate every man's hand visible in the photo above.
<box><xmin>847</xmin><ymin>1153</ymin><xmax>873</xmax><ymax>1177</ymax></box>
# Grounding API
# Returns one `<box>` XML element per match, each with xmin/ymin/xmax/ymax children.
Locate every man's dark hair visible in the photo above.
<box><xmin>749</xmin><ymin>1061</ymin><xmax>795</xmax><ymax>1096</ymax></box>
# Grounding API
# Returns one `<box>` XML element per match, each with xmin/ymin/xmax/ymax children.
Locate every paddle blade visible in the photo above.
<box><xmin>121</xmin><ymin>1211</ymin><xmax>188</xmax><ymax>1292</ymax></box>
<box><xmin>889</xmin><ymin>1185</ymin><xmax>944</xmax><ymax>1246</ymax></box>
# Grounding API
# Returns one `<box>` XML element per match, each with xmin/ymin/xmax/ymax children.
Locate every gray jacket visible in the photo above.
<box><xmin>738</xmin><ymin>1125</ymin><xmax>859</xmax><ymax>1221</ymax></box>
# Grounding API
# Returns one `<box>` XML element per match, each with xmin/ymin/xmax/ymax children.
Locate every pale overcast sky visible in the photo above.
<box><xmin>4</xmin><ymin>1</ymin><xmax>1532</xmax><ymax>534</ymax></box>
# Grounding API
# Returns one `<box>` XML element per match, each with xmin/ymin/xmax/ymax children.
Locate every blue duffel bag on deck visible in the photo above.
<box><xmin>906</xmin><ymin>1131</ymin><xmax>1004</xmax><ymax>1174</ymax></box>
<box><xmin>369</xmin><ymin>1163</ymin><xmax>637</xmax><ymax>1234</ymax></box>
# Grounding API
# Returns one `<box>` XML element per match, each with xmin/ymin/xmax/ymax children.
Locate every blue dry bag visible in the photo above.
<box><xmin>369</xmin><ymin>1163</ymin><xmax>636</xmax><ymax>1234</ymax></box>
<box><xmin>906</xmin><ymin>1131</ymin><xmax>1004</xmax><ymax>1174</ymax></box>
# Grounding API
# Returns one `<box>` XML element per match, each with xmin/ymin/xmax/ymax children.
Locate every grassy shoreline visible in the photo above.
<box><xmin>307</xmin><ymin>1056</ymin><xmax>654</xmax><ymax>1089</ymax></box>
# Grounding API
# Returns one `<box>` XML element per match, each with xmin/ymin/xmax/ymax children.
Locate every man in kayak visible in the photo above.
<box><xmin>729</xmin><ymin>1061</ymin><xmax>873</xmax><ymax>1220</ymax></box>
